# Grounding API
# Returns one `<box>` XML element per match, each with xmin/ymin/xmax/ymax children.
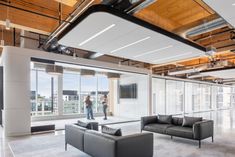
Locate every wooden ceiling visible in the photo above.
<box><xmin>0</xmin><ymin>0</ymin><xmax>235</xmax><ymax>79</ymax></box>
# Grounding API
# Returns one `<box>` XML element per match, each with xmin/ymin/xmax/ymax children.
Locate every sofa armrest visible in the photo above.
<box><xmin>116</xmin><ymin>133</ymin><xmax>154</xmax><ymax>157</ymax></box>
<box><xmin>141</xmin><ymin>116</ymin><xmax>158</xmax><ymax>131</ymax></box>
<box><xmin>193</xmin><ymin>120</ymin><xmax>214</xmax><ymax>140</ymax></box>
<box><xmin>65</xmin><ymin>124</ymin><xmax>86</xmax><ymax>151</ymax></box>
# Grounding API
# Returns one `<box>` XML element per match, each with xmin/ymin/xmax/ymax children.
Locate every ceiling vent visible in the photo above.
<box><xmin>46</xmin><ymin>65</ymin><xmax>63</xmax><ymax>75</ymax></box>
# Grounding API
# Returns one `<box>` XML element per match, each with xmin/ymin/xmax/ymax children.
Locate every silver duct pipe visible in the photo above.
<box><xmin>186</xmin><ymin>18</ymin><xmax>228</xmax><ymax>37</ymax></box>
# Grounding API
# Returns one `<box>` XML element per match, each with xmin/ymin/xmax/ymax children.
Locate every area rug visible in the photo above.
<box><xmin>9</xmin><ymin>123</ymin><xmax>235</xmax><ymax>157</ymax></box>
<box><xmin>9</xmin><ymin>134</ymin><xmax>91</xmax><ymax>157</ymax></box>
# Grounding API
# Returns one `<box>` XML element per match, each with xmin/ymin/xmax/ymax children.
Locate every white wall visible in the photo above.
<box><xmin>113</xmin><ymin>74</ymin><xmax>149</xmax><ymax>119</ymax></box>
<box><xmin>1</xmin><ymin>46</ymin><xmax>150</xmax><ymax>136</ymax></box>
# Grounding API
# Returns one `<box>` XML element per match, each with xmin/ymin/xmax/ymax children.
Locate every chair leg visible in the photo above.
<box><xmin>171</xmin><ymin>136</ymin><xmax>173</xmax><ymax>139</ymax></box>
<box><xmin>212</xmin><ymin>136</ymin><xmax>214</xmax><ymax>143</ymax></box>
<box><xmin>65</xmin><ymin>142</ymin><xmax>67</xmax><ymax>151</ymax></box>
<box><xmin>199</xmin><ymin>140</ymin><xmax>201</xmax><ymax>148</ymax></box>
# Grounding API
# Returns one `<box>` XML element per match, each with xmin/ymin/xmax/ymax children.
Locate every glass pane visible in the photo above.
<box><xmin>152</xmin><ymin>78</ymin><xmax>165</xmax><ymax>114</ymax></box>
<box><xmin>97</xmin><ymin>75</ymin><xmax>109</xmax><ymax>113</ymax></box>
<box><xmin>37</xmin><ymin>70</ymin><xmax>58</xmax><ymax>116</ymax></box>
<box><xmin>63</xmin><ymin>71</ymin><xmax>80</xmax><ymax>114</ymax></box>
<box><xmin>30</xmin><ymin>69</ymin><xmax>37</xmax><ymax>116</ymax></box>
<box><xmin>80</xmin><ymin>76</ymin><xmax>97</xmax><ymax>113</ymax></box>
<box><xmin>166</xmin><ymin>80</ymin><xmax>184</xmax><ymax>115</ymax></box>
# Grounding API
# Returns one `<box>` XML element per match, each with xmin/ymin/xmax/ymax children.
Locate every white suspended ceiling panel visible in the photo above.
<box><xmin>201</xmin><ymin>68</ymin><xmax>235</xmax><ymax>79</ymax></box>
<box><xmin>58</xmin><ymin>5</ymin><xmax>205</xmax><ymax>64</ymax></box>
<box><xmin>203</xmin><ymin>0</ymin><xmax>235</xmax><ymax>28</ymax></box>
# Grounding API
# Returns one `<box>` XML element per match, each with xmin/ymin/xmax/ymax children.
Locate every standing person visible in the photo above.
<box><xmin>85</xmin><ymin>95</ymin><xmax>94</xmax><ymax>120</ymax></box>
<box><xmin>102</xmin><ymin>94</ymin><xmax>108</xmax><ymax>120</ymax></box>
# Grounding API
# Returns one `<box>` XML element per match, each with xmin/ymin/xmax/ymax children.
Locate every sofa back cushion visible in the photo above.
<box><xmin>84</xmin><ymin>130</ymin><xmax>116</xmax><ymax>157</ymax></box>
<box><xmin>158</xmin><ymin>115</ymin><xmax>172</xmax><ymax>124</ymax></box>
<box><xmin>182</xmin><ymin>116</ymin><xmax>202</xmax><ymax>127</ymax></box>
<box><xmin>76</xmin><ymin>120</ymin><xmax>99</xmax><ymax>131</ymax></box>
<box><xmin>172</xmin><ymin>117</ymin><xmax>183</xmax><ymax>126</ymax></box>
<box><xmin>102</xmin><ymin>125</ymin><xmax>122</xmax><ymax>136</ymax></box>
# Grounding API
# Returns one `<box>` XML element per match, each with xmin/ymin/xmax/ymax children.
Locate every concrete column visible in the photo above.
<box><xmin>2</xmin><ymin>47</ymin><xmax>31</xmax><ymax>136</ymax></box>
<box><xmin>57</xmin><ymin>75</ymin><xmax>63</xmax><ymax>116</ymax></box>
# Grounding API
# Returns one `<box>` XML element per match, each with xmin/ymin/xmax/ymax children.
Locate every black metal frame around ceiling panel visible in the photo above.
<box><xmin>57</xmin><ymin>4</ymin><xmax>207</xmax><ymax>52</ymax></box>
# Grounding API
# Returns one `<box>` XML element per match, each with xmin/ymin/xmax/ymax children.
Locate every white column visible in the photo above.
<box><xmin>147</xmin><ymin>71</ymin><xmax>152</xmax><ymax>116</ymax></box>
<box><xmin>2</xmin><ymin>47</ymin><xmax>31</xmax><ymax>136</ymax></box>
<box><xmin>57</xmin><ymin>75</ymin><xmax>63</xmax><ymax>116</ymax></box>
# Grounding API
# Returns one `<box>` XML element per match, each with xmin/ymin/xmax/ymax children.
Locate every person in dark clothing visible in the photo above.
<box><xmin>85</xmin><ymin>95</ymin><xmax>94</xmax><ymax>120</ymax></box>
<box><xmin>102</xmin><ymin>94</ymin><xmax>108</xmax><ymax>120</ymax></box>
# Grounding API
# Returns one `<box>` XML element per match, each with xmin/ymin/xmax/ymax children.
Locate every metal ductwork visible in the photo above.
<box><xmin>101</xmin><ymin>0</ymin><xmax>156</xmax><ymax>14</ymax></box>
<box><xmin>186</xmin><ymin>18</ymin><xmax>228</xmax><ymax>37</ymax></box>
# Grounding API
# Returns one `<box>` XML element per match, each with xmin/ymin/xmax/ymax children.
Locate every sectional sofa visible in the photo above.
<box><xmin>65</xmin><ymin>124</ymin><xmax>154</xmax><ymax>157</ymax></box>
<box><xmin>141</xmin><ymin>115</ymin><xmax>214</xmax><ymax>148</ymax></box>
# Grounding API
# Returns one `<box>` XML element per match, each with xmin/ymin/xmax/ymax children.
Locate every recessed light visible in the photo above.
<box><xmin>110</xmin><ymin>36</ymin><xmax>150</xmax><ymax>53</ymax></box>
<box><xmin>79</xmin><ymin>24</ymin><xmax>115</xmax><ymax>46</ymax></box>
<box><xmin>232</xmin><ymin>3</ymin><xmax>235</xmax><ymax>6</ymax></box>
<box><xmin>134</xmin><ymin>45</ymin><xmax>173</xmax><ymax>58</ymax></box>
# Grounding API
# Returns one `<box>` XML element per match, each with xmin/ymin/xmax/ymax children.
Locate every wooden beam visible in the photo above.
<box><xmin>0</xmin><ymin>20</ymin><xmax>50</xmax><ymax>35</ymax></box>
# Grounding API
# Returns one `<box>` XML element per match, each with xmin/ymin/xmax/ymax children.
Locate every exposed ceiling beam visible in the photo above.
<box><xmin>172</xmin><ymin>14</ymin><xmax>219</xmax><ymax>35</ymax></box>
<box><xmin>54</xmin><ymin>0</ymin><xmax>78</xmax><ymax>7</ymax></box>
<box><xmin>0</xmin><ymin>21</ymin><xmax>50</xmax><ymax>35</ymax></box>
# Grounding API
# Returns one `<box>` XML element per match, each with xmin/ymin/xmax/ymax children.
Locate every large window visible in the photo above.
<box><xmin>31</xmin><ymin>68</ymin><xmax>58</xmax><ymax>116</ymax></box>
<box><xmin>80</xmin><ymin>76</ymin><xmax>97</xmax><ymax>113</ymax></box>
<box><xmin>97</xmin><ymin>75</ymin><xmax>109</xmax><ymax>113</ymax></box>
<box><xmin>63</xmin><ymin>71</ymin><xmax>80</xmax><ymax>114</ymax></box>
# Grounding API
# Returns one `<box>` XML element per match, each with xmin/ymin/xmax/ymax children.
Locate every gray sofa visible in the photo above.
<box><xmin>65</xmin><ymin>124</ymin><xmax>154</xmax><ymax>157</ymax></box>
<box><xmin>141</xmin><ymin>116</ymin><xmax>214</xmax><ymax>148</ymax></box>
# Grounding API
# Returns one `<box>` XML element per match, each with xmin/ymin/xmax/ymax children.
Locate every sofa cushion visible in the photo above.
<box><xmin>172</xmin><ymin>117</ymin><xmax>183</xmax><ymax>126</ymax></box>
<box><xmin>166</xmin><ymin>126</ymin><xmax>193</xmax><ymax>139</ymax></box>
<box><xmin>182</xmin><ymin>116</ymin><xmax>202</xmax><ymax>127</ymax></box>
<box><xmin>144</xmin><ymin>124</ymin><xmax>173</xmax><ymax>134</ymax></box>
<box><xmin>77</xmin><ymin>120</ymin><xmax>89</xmax><ymax>128</ymax></box>
<box><xmin>102</xmin><ymin>125</ymin><xmax>122</xmax><ymax>136</ymax></box>
<box><xmin>158</xmin><ymin>115</ymin><xmax>172</xmax><ymax>124</ymax></box>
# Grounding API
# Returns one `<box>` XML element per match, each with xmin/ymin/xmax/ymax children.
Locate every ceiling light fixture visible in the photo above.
<box><xmin>232</xmin><ymin>3</ymin><xmax>235</xmax><ymax>6</ymax></box>
<box><xmin>110</xmin><ymin>36</ymin><xmax>151</xmax><ymax>53</ymax></box>
<box><xmin>153</xmin><ymin>52</ymin><xmax>193</xmax><ymax>63</ymax></box>
<box><xmin>79</xmin><ymin>24</ymin><xmax>116</xmax><ymax>46</ymax></box>
<box><xmin>134</xmin><ymin>45</ymin><xmax>173</xmax><ymax>58</ymax></box>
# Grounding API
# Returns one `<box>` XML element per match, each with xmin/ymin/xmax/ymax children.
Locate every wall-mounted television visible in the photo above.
<box><xmin>119</xmin><ymin>83</ymin><xmax>137</xmax><ymax>99</ymax></box>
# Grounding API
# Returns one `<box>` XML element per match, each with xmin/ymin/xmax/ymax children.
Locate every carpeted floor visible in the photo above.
<box><xmin>8</xmin><ymin>122</ymin><xmax>235</xmax><ymax>157</ymax></box>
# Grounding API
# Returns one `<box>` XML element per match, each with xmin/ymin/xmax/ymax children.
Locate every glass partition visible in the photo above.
<box><xmin>166</xmin><ymin>80</ymin><xmax>184</xmax><ymax>115</ymax></box>
<box><xmin>152</xmin><ymin>78</ymin><xmax>165</xmax><ymax>114</ymax></box>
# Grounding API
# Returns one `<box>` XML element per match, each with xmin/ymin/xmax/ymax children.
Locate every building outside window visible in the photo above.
<box><xmin>63</xmin><ymin>71</ymin><xmax>80</xmax><ymax>114</ymax></box>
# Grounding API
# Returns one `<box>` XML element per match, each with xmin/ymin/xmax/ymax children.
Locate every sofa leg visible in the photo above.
<box><xmin>212</xmin><ymin>136</ymin><xmax>214</xmax><ymax>143</ymax></box>
<box><xmin>198</xmin><ymin>140</ymin><xmax>201</xmax><ymax>148</ymax></box>
<box><xmin>65</xmin><ymin>142</ymin><xmax>67</xmax><ymax>151</ymax></box>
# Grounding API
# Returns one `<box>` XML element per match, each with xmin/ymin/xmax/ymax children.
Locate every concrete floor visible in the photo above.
<box><xmin>31</xmin><ymin>116</ymin><xmax>139</xmax><ymax>130</ymax></box>
<box><xmin>1</xmin><ymin>110</ymin><xmax>235</xmax><ymax>157</ymax></box>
